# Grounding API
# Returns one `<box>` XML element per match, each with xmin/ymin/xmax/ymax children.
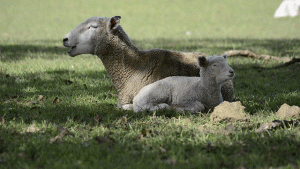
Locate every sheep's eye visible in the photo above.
<box><xmin>213</xmin><ymin>64</ymin><xmax>218</xmax><ymax>67</ymax></box>
<box><xmin>88</xmin><ymin>25</ymin><xmax>98</xmax><ymax>29</ymax></box>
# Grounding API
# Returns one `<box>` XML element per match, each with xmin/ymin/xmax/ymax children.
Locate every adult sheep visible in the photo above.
<box><xmin>63</xmin><ymin>16</ymin><xmax>234</xmax><ymax>110</ymax></box>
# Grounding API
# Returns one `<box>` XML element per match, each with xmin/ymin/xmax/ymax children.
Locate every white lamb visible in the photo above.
<box><xmin>133</xmin><ymin>55</ymin><xmax>235</xmax><ymax>113</ymax></box>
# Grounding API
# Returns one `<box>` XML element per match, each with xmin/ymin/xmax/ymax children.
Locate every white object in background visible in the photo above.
<box><xmin>274</xmin><ymin>0</ymin><xmax>300</xmax><ymax>18</ymax></box>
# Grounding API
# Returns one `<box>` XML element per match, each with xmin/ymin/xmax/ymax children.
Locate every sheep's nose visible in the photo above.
<box><xmin>63</xmin><ymin>38</ymin><xmax>68</xmax><ymax>42</ymax></box>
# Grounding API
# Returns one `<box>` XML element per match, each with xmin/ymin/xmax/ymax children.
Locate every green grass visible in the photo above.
<box><xmin>1</xmin><ymin>0</ymin><xmax>300</xmax><ymax>168</ymax></box>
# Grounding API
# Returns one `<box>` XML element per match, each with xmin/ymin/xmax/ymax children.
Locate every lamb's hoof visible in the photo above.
<box><xmin>122</xmin><ymin>104</ymin><xmax>133</xmax><ymax>111</ymax></box>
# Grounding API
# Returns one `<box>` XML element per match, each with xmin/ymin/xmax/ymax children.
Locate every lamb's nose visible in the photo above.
<box><xmin>63</xmin><ymin>38</ymin><xmax>68</xmax><ymax>42</ymax></box>
<box><xmin>229</xmin><ymin>70</ymin><xmax>235</xmax><ymax>77</ymax></box>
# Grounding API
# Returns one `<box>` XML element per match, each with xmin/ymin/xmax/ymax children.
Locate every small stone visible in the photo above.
<box><xmin>276</xmin><ymin>103</ymin><xmax>300</xmax><ymax>119</ymax></box>
<box><xmin>210</xmin><ymin>101</ymin><xmax>250</xmax><ymax>123</ymax></box>
<box><xmin>38</xmin><ymin>95</ymin><xmax>44</xmax><ymax>101</ymax></box>
<box><xmin>26</xmin><ymin>125</ymin><xmax>39</xmax><ymax>133</ymax></box>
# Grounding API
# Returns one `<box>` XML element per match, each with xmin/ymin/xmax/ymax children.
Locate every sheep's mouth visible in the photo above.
<box><xmin>66</xmin><ymin>46</ymin><xmax>76</xmax><ymax>55</ymax></box>
<box><xmin>70</xmin><ymin>46</ymin><xmax>76</xmax><ymax>50</ymax></box>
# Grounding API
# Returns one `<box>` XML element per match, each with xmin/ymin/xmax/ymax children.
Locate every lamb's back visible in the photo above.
<box><xmin>150</xmin><ymin>76</ymin><xmax>201</xmax><ymax>105</ymax></box>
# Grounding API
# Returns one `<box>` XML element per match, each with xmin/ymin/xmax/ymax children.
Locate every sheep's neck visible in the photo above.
<box><xmin>199</xmin><ymin>75</ymin><xmax>223</xmax><ymax>109</ymax></box>
<box><xmin>97</xmin><ymin>35</ymin><xmax>140</xmax><ymax>94</ymax></box>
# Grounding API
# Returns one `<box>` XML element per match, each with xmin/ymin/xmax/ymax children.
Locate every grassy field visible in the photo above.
<box><xmin>1</xmin><ymin>0</ymin><xmax>300</xmax><ymax>168</ymax></box>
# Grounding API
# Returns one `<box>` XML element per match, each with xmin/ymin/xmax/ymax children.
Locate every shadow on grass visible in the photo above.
<box><xmin>0</xmin><ymin>69</ymin><xmax>120</xmax><ymax>123</ymax></box>
<box><xmin>132</xmin><ymin>38</ymin><xmax>300</xmax><ymax>57</ymax></box>
<box><xmin>0</xmin><ymin>38</ymin><xmax>299</xmax><ymax>119</ymax></box>
<box><xmin>0</xmin><ymin>38</ymin><xmax>299</xmax><ymax>168</ymax></box>
<box><xmin>231</xmin><ymin>62</ymin><xmax>300</xmax><ymax>113</ymax></box>
<box><xmin>1</xmin><ymin>38</ymin><xmax>299</xmax><ymax>62</ymax></box>
<box><xmin>1</xmin><ymin>65</ymin><xmax>299</xmax><ymax>124</ymax></box>
<box><xmin>1</xmin><ymin>118</ymin><xmax>299</xmax><ymax>168</ymax></box>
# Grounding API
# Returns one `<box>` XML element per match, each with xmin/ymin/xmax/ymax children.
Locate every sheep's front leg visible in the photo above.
<box><xmin>174</xmin><ymin>101</ymin><xmax>205</xmax><ymax>113</ymax></box>
<box><xmin>117</xmin><ymin>91</ymin><xmax>135</xmax><ymax>109</ymax></box>
<box><xmin>122</xmin><ymin>104</ymin><xmax>133</xmax><ymax>110</ymax></box>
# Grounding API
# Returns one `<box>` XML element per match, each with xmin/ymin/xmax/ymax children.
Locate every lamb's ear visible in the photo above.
<box><xmin>197</xmin><ymin>56</ymin><xmax>208</xmax><ymax>68</ymax></box>
<box><xmin>107</xmin><ymin>16</ymin><xmax>121</xmax><ymax>31</ymax></box>
<box><xmin>222</xmin><ymin>54</ymin><xmax>228</xmax><ymax>59</ymax></box>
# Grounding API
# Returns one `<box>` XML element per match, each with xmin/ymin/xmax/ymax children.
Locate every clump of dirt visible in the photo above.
<box><xmin>275</xmin><ymin>103</ymin><xmax>300</xmax><ymax>119</ymax></box>
<box><xmin>210</xmin><ymin>101</ymin><xmax>250</xmax><ymax>124</ymax></box>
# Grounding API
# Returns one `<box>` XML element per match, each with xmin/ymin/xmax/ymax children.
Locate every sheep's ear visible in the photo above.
<box><xmin>107</xmin><ymin>16</ymin><xmax>121</xmax><ymax>31</ymax></box>
<box><xmin>222</xmin><ymin>54</ymin><xmax>228</xmax><ymax>59</ymax></box>
<box><xmin>197</xmin><ymin>56</ymin><xmax>208</xmax><ymax>67</ymax></box>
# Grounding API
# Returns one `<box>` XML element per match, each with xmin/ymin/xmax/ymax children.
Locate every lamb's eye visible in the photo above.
<box><xmin>213</xmin><ymin>64</ymin><xmax>218</xmax><ymax>67</ymax></box>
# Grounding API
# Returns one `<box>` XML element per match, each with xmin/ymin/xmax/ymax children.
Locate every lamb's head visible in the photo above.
<box><xmin>197</xmin><ymin>55</ymin><xmax>234</xmax><ymax>84</ymax></box>
<box><xmin>63</xmin><ymin>16</ymin><xmax>121</xmax><ymax>57</ymax></box>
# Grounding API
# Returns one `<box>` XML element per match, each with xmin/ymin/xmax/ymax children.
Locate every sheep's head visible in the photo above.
<box><xmin>197</xmin><ymin>55</ymin><xmax>234</xmax><ymax>84</ymax></box>
<box><xmin>63</xmin><ymin>16</ymin><xmax>121</xmax><ymax>57</ymax></box>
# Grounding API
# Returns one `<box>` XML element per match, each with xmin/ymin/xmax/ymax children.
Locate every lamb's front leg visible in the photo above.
<box><xmin>133</xmin><ymin>103</ymin><xmax>171</xmax><ymax>112</ymax></box>
<box><xmin>149</xmin><ymin>103</ymin><xmax>171</xmax><ymax>111</ymax></box>
<box><xmin>173</xmin><ymin>101</ymin><xmax>205</xmax><ymax>113</ymax></box>
<box><xmin>133</xmin><ymin>82</ymin><xmax>171</xmax><ymax>112</ymax></box>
